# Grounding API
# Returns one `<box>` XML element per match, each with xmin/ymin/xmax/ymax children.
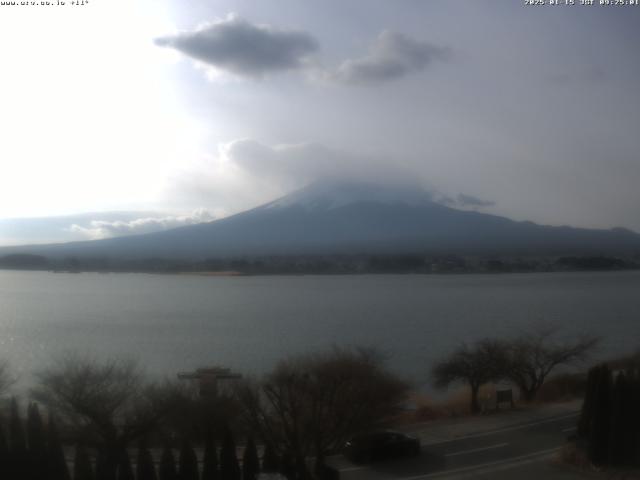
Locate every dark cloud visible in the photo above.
<box><xmin>326</xmin><ymin>30</ymin><xmax>450</xmax><ymax>85</ymax></box>
<box><xmin>155</xmin><ymin>14</ymin><xmax>319</xmax><ymax>78</ymax></box>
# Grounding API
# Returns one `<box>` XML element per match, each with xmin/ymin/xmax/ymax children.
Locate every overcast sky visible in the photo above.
<box><xmin>1</xmin><ymin>0</ymin><xmax>639</xmax><ymax>244</ymax></box>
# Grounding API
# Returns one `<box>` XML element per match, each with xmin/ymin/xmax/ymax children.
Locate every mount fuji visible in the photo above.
<box><xmin>2</xmin><ymin>181</ymin><xmax>640</xmax><ymax>260</ymax></box>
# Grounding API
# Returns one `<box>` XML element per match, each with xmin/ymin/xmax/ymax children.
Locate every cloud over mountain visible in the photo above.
<box><xmin>155</xmin><ymin>14</ymin><xmax>319</xmax><ymax>78</ymax></box>
<box><xmin>164</xmin><ymin>139</ymin><xmax>423</xmax><ymax>219</ymax></box>
<box><xmin>223</xmin><ymin>139</ymin><xmax>414</xmax><ymax>187</ymax></box>
<box><xmin>456</xmin><ymin>194</ymin><xmax>495</xmax><ymax>208</ymax></box>
<box><xmin>68</xmin><ymin>209</ymin><xmax>215</xmax><ymax>240</ymax></box>
<box><xmin>0</xmin><ymin>211</ymin><xmax>217</xmax><ymax>246</ymax></box>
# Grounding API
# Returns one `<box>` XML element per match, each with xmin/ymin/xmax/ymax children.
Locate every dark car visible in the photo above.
<box><xmin>344</xmin><ymin>431</ymin><xmax>421</xmax><ymax>463</ymax></box>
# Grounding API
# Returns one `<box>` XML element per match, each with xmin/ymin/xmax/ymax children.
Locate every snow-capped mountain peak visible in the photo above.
<box><xmin>262</xmin><ymin>180</ymin><xmax>436</xmax><ymax>212</ymax></box>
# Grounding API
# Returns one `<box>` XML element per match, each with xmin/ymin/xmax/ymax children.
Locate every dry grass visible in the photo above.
<box><xmin>396</xmin><ymin>370</ymin><xmax>592</xmax><ymax>427</ymax></box>
<box><xmin>536</xmin><ymin>372</ymin><xmax>587</xmax><ymax>403</ymax></box>
<box><xmin>555</xmin><ymin>443</ymin><xmax>640</xmax><ymax>479</ymax></box>
<box><xmin>396</xmin><ymin>384</ymin><xmax>516</xmax><ymax>425</ymax></box>
<box><xmin>556</xmin><ymin>442</ymin><xmax>593</xmax><ymax>471</ymax></box>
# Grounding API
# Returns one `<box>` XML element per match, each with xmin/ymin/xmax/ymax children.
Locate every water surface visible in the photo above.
<box><xmin>1</xmin><ymin>270</ymin><xmax>639</xmax><ymax>389</ymax></box>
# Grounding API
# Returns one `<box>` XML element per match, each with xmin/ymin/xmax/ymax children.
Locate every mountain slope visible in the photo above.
<box><xmin>2</xmin><ymin>181</ymin><xmax>640</xmax><ymax>259</ymax></box>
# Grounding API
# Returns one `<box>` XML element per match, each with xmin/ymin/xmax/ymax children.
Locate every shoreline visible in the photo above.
<box><xmin>177</xmin><ymin>270</ymin><xmax>245</xmax><ymax>276</ymax></box>
<box><xmin>0</xmin><ymin>266</ymin><xmax>639</xmax><ymax>277</ymax></box>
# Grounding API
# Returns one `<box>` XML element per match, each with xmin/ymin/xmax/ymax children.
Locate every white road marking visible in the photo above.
<box><xmin>401</xmin><ymin>446</ymin><xmax>562</xmax><ymax>479</ymax></box>
<box><xmin>421</xmin><ymin>412</ymin><xmax>579</xmax><ymax>445</ymax></box>
<box><xmin>336</xmin><ymin>414</ymin><xmax>577</xmax><ymax>476</ymax></box>
<box><xmin>562</xmin><ymin>426</ymin><xmax>577</xmax><ymax>433</ymax></box>
<box><xmin>444</xmin><ymin>442</ymin><xmax>509</xmax><ymax>457</ymax></box>
<box><xmin>339</xmin><ymin>465</ymin><xmax>368</xmax><ymax>473</ymax></box>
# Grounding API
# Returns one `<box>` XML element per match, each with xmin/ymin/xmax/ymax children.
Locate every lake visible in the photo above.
<box><xmin>1</xmin><ymin>270</ymin><xmax>639</xmax><ymax>391</ymax></box>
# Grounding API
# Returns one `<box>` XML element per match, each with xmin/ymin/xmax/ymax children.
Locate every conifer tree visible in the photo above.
<box><xmin>136</xmin><ymin>438</ymin><xmax>157</xmax><ymax>480</ymax></box>
<box><xmin>242</xmin><ymin>437</ymin><xmax>260</xmax><ymax>480</ymax></box>
<box><xmin>632</xmin><ymin>368</ymin><xmax>640</xmax><ymax>465</ymax></box>
<box><xmin>28</xmin><ymin>402</ymin><xmax>47</xmax><ymax>479</ymax></box>
<box><xmin>27</xmin><ymin>403</ymin><xmax>47</xmax><ymax>457</ymax></box>
<box><xmin>579</xmin><ymin>360</ymin><xmax>640</xmax><ymax>467</ymax></box>
<box><xmin>159</xmin><ymin>445</ymin><xmax>178</xmax><ymax>480</ymax></box>
<box><xmin>278</xmin><ymin>451</ymin><xmax>295</xmax><ymax>480</ymax></box>
<box><xmin>73</xmin><ymin>444</ymin><xmax>95</xmax><ymax>480</ymax></box>
<box><xmin>608</xmin><ymin>372</ymin><xmax>628</xmax><ymax>465</ymax></box>
<box><xmin>588</xmin><ymin>364</ymin><xmax>612</xmax><ymax>465</ymax></box>
<box><xmin>47</xmin><ymin>413</ymin><xmax>71</xmax><ymax>480</ymax></box>
<box><xmin>95</xmin><ymin>449</ymin><xmax>109</xmax><ymax>480</ymax></box>
<box><xmin>202</xmin><ymin>432</ymin><xmax>219</xmax><ymax>480</ymax></box>
<box><xmin>8</xmin><ymin>398</ymin><xmax>29</xmax><ymax>479</ymax></box>
<box><xmin>220</xmin><ymin>427</ymin><xmax>241</xmax><ymax>480</ymax></box>
<box><xmin>0</xmin><ymin>424</ymin><xmax>10</xmax><ymax>480</ymax></box>
<box><xmin>0</xmin><ymin>423</ymin><xmax>7</xmax><ymax>456</ymax></box>
<box><xmin>261</xmin><ymin>443</ymin><xmax>278</xmax><ymax>474</ymax></box>
<box><xmin>623</xmin><ymin>367</ymin><xmax>640</xmax><ymax>466</ymax></box>
<box><xmin>117</xmin><ymin>449</ymin><xmax>135</xmax><ymax>480</ymax></box>
<box><xmin>578</xmin><ymin>366</ymin><xmax>598</xmax><ymax>438</ymax></box>
<box><xmin>10</xmin><ymin>397</ymin><xmax>27</xmax><ymax>455</ymax></box>
<box><xmin>179</xmin><ymin>438</ymin><xmax>199</xmax><ymax>480</ymax></box>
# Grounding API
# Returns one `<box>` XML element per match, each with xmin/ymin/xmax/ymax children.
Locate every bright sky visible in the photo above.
<box><xmin>1</xmin><ymin>0</ymin><xmax>640</xmax><ymax>245</ymax></box>
<box><xmin>0</xmin><ymin>0</ymin><xmax>203</xmax><ymax>217</ymax></box>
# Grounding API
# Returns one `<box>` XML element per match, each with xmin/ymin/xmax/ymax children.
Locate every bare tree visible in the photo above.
<box><xmin>432</xmin><ymin>339</ymin><xmax>509</xmax><ymax>414</ymax></box>
<box><xmin>505</xmin><ymin>328</ymin><xmax>599</xmax><ymax>402</ymax></box>
<box><xmin>0</xmin><ymin>360</ymin><xmax>15</xmax><ymax>396</ymax></box>
<box><xmin>159</xmin><ymin>378</ymin><xmax>242</xmax><ymax>442</ymax></box>
<box><xmin>236</xmin><ymin>347</ymin><xmax>408</xmax><ymax>479</ymax></box>
<box><xmin>31</xmin><ymin>353</ymin><xmax>183</xmax><ymax>480</ymax></box>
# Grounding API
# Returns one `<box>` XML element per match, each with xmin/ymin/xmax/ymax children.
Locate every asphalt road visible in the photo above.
<box><xmin>331</xmin><ymin>412</ymin><xmax>581</xmax><ymax>480</ymax></box>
